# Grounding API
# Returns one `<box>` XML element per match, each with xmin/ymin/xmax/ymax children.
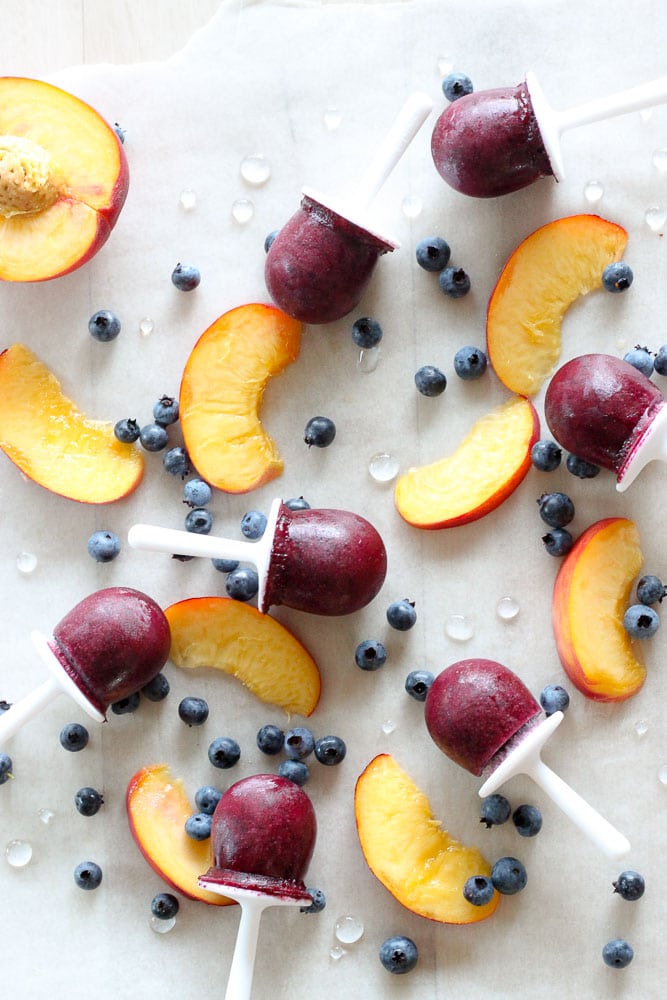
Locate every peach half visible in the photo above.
<box><xmin>179</xmin><ymin>303</ymin><xmax>302</xmax><ymax>494</ymax></box>
<box><xmin>394</xmin><ymin>395</ymin><xmax>539</xmax><ymax>528</ymax></box>
<box><xmin>165</xmin><ymin>596</ymin><xmax>321</xmax><ymax>717</ymax></box>
<box><xmin>486</xmin><ymin>215</ymin><xmax>627</xmax><ymax>396</ymax></box>
<box><xmin>355</xmin><ymin>754</ymin><xmax>499</xmax><ymax>924</ymax></box>
<box><xmin>552</xmin><ymin>517</ymin><xmax>646</xmax><ymax>701</ymax></box>
<box><xmin>126</xmin><ymin>763</ymin><xmax>232</xmax><ymax>906</ymax></box>
<box><xmin>0</xmin><ymin>343</ymin><xmax>144</xmax><ymax>503</ymax></box>
<box><xmin>0</xmin><ymin>77</ymin><xmax>128</xmax><ymax>281</ymax></box>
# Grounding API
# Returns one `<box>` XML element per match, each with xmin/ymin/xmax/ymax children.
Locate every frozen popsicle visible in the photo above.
<box><xmin>544</xmin><ymin>353</ymin><xmax>666</xmax><ymax>491</ymax></box>
<box><xmin>128</xmin><ymin>497</ymin><xmax>387</xmax><ymax>616</ymax></box>
<box><xmin>432</xmin><ymin>72</ymin><xmax>667</xmax><ymax>197</ymax></box>
<box><xmin>0</xmin><ymin>587</ymin><xmax>170</xmax><ymax>744</ymax></box>
<box><xmin>265</xmin><ymin>92</ymin><xmax>432</xmax><ymax>324</ymax></box>
<box><xmin>199</xmin><ymin>773</ymin><xmax>316</xmax><ymax>1000</ymax></box>
<box><xmin>424</xmin><ymin>659</ymin><xmax>630</xmax><ymax>857</ymax></box>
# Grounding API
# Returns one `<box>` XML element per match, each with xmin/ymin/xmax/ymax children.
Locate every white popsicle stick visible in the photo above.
<box><xmin>616</xmin><ymin>402</ymin><xmax>667</xmax><ymax>491</ymax></box>
<box><xmin>479</xmin><ymin>712</ymin><xmax>630</xmax><ymax>859</ymax></box>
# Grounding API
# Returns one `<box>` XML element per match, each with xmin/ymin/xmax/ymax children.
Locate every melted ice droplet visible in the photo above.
<box><xmin>139</xmin><ymin>317</ymin><xmax>155</xmax><ymax>338</ymax></box>
<box><xmin>437</xmin><ymin>55</ymin><xmax>454</xmax><ymax>76</ymax></box>
<box><xmin>652</xmin><ymin>148</ymin><xmax>667</xmax><ymax>173</ymax></box>
<box><xmin>231</xmin><ymin>199</ymin><xmax>254</xmax><ymax>224</ymax></box>
<box><xmin>381</xmin><ymin>719</ymin><xmax>397</xmax><ymax>735</ymax></box>
<box><xmin>658</xmin><ymin>763</ymin><xmax>667</xmax><ymax>786</ymax></box>
<box><xmin>368</xmin><ymin>452</ymin><xmax>399</xmax><ymax>483</ymax></box>
<box><xmin>583</xmin><ymin>179</ymin><xmax>604</xmax><ymax>204</ymax></box>
<box><xmin>37</xmin><ymin>808</ymin><xmax>55</xmax><ymax>825</ymax></box>
<box><xmin>240</xmin><ymin>154</ymin><xmax>271</xmax><ymax>186</ymax></box>
<box><xmin>150</xmin><ymin>915</ymin><xmax>177</xmax><ymax>934</ymax></box>
<box><xmin>357</xmin><ymin>346</ymin><xmax>381</xmax><ymax>373</ymax></box>
<box><xmin>496</xmin><ymin>596</ymin><xmax>520</xmax><ymax>621</ymax></box>
<box><xmin>330</xmin><ymin>945</ymin><xmax>346</xmax><ymax>961</ymax></box>
<box><xmin>445</xmin><ymin>614</ymin><xmax>474</xmax><ymax>641</ymax></box>
<box><xmin>178</xmin><ymin>188</ymin><xmax>197</xmax><ymax>211</ymax></box>
<box><xmin>16</xmin><ymin>552</ymin><xmax>37</xmax><ymax>575</ymax></box>
<box><xmin>645</xmin><ymin>206</ymin><xmax>667</xmax><ymax>232</ymax></box>
<box><xmin>334</xmin><ymin>915</ymin><xmax>364</xmax><ymax>944</ymax></box>
<box><xmin>5</xmin><ymin>840</ymin><xmax>32</xmax><ymax>868</ymax></box>
<box><xmin>401</xmin><ymin>194</ymin><xmax>423</xmax><ymax>219</ymax></box>
<box><xmin>633</xmin><ymin>719</ymin><xmax>649</xmax><ymax>737</ymax></box>
<box><xmin>323</xmin><ymin>107</ymin><xmax>342</xmax><ymax>131</ymax></box>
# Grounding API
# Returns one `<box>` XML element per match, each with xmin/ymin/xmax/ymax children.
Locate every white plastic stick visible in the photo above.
<box><xmin>0</xmin><ymin>675</ymin><xmax>62</xmax><ymax>743</ymax></box>
<box><xmin>128</xmin><ymin>523</ymin><xmax>265</xmax><ymax>565</ymax></box>
<box><xmin>616</xmin><ymin>402</ymin><xmax>667</xmax><ymax>491</ymax></box>
<box><xmin>556</xmin><ymin>75</ymin><xmax>667</xmax><ymax>132</ymax></box>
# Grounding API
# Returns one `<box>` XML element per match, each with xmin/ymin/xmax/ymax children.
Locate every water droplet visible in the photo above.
<box><xmin>645</xmin><ymin>206</ymin><xmax>667</xmax><ymax>232</ymax></box>
<box><xmin>139</xmin><ymin>317</ymin><xmax>155</xmax><ymax>338</ymax></box>
<box><xmin>334</xmin><ymin>915</ymin><xmax>364</xmax><ymax>944</ymax></box>
<box><xmin>37</xmin><ymin>808</ymin><xmax>55</xmax><ymax>824</ymax></box>
<box><xmin>323</xmin><ymin>106</ymin><xmax>342</xmax><ymax>131</ymax></box>
<box><xmin>368</xmin><ymin>452</ymin><xmax>399</xmax><ymax>483</ymax></box>
<box><xmin>652</xmin><ymin>148</ymin><xmax>667</xmax><ymax>174</ymax></box>
<box><xmin>357</xmin><ymin>345</ymin><xmax>381</xmax><ymax>373</ymax></box>
<box><xmin>381</xmin><ymin>719</ymin><xmax>397</xmax><ymax>735</ymax></box>
<box><xmin>583</xmin><ymin>179</ymin><xmax>604</xmax><ymax>204</ymax></box>
<box><xmin>178</xmin><ymin>187</ymin><xmax>197</xmax><ymax>211</ymax></box>
<box><xmin>658</xmin><ymin>763</ymin><xmax>667</xmax><ymax>786</ymax></box>
<box><xmin>633</xmin><ymin>719</ymin><xmax>649</xmax><ymax>737</ymax></box>
<box><xmin>240</xmin><ymin>154</ymin><xmax>271</xmax><ymax>186</ymax></box>
<box><xmin>496</xmin><ymin>596</ymin><xmax>520</xmax><ymax>621</ymax></box>
<box><xmin>5</xmin><ymin>840</ymin><xmax>32</xmax><ymax>868</ymax></box>
<box><xmin>150</xmin><ymin>915</ymin><xmax>177</xmax><ymax>934</ymax></box>
<box><xmin>231</xmin><ymin>199</ymin><xmax>254</xmax><ymax>224</ymax></box>
<box><xmin>437</xmin><ymin>56</ymin><xmax>454</xmax><ymax>76</ymax></box>
<box><xmin>401</xmin><ymin>194</ymin><xmax>423</xmax><ymax>219</ymax></box>
<box><xmin>445</xmin><ymin>614</ymin><xmax>474</xmax><ymax>642</ymax></box>
<box><xmin>330</xmin><ymin>945</ymin><xmax>346</xmax><ymax>961</ymax></box>
<box><xmin>16</xmin><ymin>552</ymin><xmax>37</xmax><ymax>575</ymax></box>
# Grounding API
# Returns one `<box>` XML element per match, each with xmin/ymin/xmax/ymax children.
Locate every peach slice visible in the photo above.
<box><xmin>179</xmin><ymin>303</ymin><xmax>302</xmax><ymax>494</ymax></box>
<box><xmin>355</xmin><ymin>754</ymin><xmax>499</xmax><ymax>924</ymax></box>
<box><xmin>0</xmin><ymin>77</ymin><xmax>128</xmax><ymax>281</ymax></box>
<box><xmin>552</xmin><ymin>517</ymin><xmax>646</xmax><ymax>702</ymax></box>
<box><xmin>126</xmin><ymin>763</ymin><xmax>233</xmax><ymax>906</ymax></box>
<box><xmin>165</xmin><ymin>596</ymin><xmax>321</xmax><ymax>716</ymax></box>
<box><xmin>486</xmin><ymin>215</ymin><xmax>627</xmax><ymax>396</ymax></box>
<box><xmin>0</xmin><ymin>343</ymin><xmax>144</xmax><ymax>503</ymax></box>
<box><xmin>394</xmin><ymin>395</ymin><xmax>539</xmax><ymax>528</ymax></box>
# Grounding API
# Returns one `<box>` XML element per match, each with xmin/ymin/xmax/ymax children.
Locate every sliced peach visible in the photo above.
<box><xmin>355</xmin><ymin>754</ymin><xmax>499</xmax><ymax>924</ymax></box>
<box><xmin>394</xmin><ymin>395</ymin><xmax>539</xmax><ymax>529</ymax></box>
<box><xmin>552</xmin><ymin>517</ymin><xmax>646</xmax><ymax>701</ymax></box>
<box><xmin>165</xmin><ymin>596</ymin><xmax>321</xmax><ymax>716</ymax></box>
<box><xmin>486</xmin><ymin>215</ymin><xmax>627</xmax><ymax>396</ymax></box>
<box><xmin>0</xmin><ymin>343</ymin><xmax>144</xmax><ymax>503</ymax></box>
<box><xmin>126</xmin><ymin>763</ymin><xmax>233</xmax><ymax>906</ymax></box>
<box><xmin>0</xmin><ymin>77</ymin><xmax>128</xmax><ymax>281</ymax></box>
<box><xmin>179</xmin><ymin>303</ymin><xmax>302</xmax><ymax>494</ymax></box>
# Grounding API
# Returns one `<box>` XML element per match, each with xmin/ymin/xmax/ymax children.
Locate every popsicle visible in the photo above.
<box><xmin>0</xmin><ymin>587</ymin><xmax>170</xmax><ymax>743</ymax></box>
<box><xmin>265</xmin><ymin>91</ymin><xmax>432</xmax><ymax>324</ymax></box>
<box><xmin>128</xmin><ymin>497</ymin><xmax>387</xmax><ymax>616</ymax></box>
<box><xmin>199</xmin><ymin>773</ymin><xmax>316</xmax><ymax>1000</ymax></box>
<box><xmin>424</xmin><ymin>659</ymin><xmax>630</xmax><ymax>857</ymax></box>
<box><xmin>431</xmin><ymin>72</ymin><xmax>667</xmax><ymax>197</ymax></box>
<box><xmin>544</xmin><ymin>353</ymin><xmax>666</xmax><ymax>491</ymax></box>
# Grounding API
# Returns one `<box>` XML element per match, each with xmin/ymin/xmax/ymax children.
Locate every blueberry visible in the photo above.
<box><xmin>653</xmin><ymin>344</ymin><xmax>667</xmax><ymax>375</ymax></box>
<box><xmin>566</xmin><ymin>453</ymin><xmax>600</xmax><ymax>479</ymax></box>
<box><xmin>490</xmin><ymin>856</ymin><xmax>528</xmax><ymax>894</ymax></box>
<box><xmin>59</xmin><ymin>722</ymin><xmax>89</xmax><ymax>752</ymax></box>
<box><xmin>178</xmin><ymin>696</ymin><xmax>209</xmax><ymax>726</ymax></box>
<box><xmin>183</xmin><ymin>478</ymin><xmax>212</xmax><ymax>507</ymax></box>
<box><xmin>300</xmin><ymin>887</ymin><xmax>326</xmax><ymax>913</ymax></box>
<box><xmin>414</xmin><ymin>365</ymin><xmax>447</xmax><ymax>396</ymax></box>
<box><xmin>304</xmin><ymin>415</ymin><xmax>336</xmax><ymax>448</ymax></box>
<box><xmin>354</xmin><ymin>639</ymin><xmax>387</xmax><ymax>670</ymax></box>
<box><xmin>264</xmin><ymin>230</ymin><xmax>279</xmax><ymax>253</ymax></box>
<box><xmin>278</xmin><ymin>759</ymin><xmax>309</xmax><ymax>786</ymax></box>
<box><xmin>636</xmin><ymin>573</ymin><xmax>666</xmax><ymax>605</ymax></box>
<box><xmin>139</xmin><ymin>423</ymin><xmax>169</xmax><ymax>452</ymax></box>
<box><xmin>379</xmin><ymin>935</ymin><xmax>419</xmax><ymax>975</ymax></box>
<box><xmin>623</xmin><ymin>604</ymin><xmax>660</xmax><ymax>638</ymax></box>
<box><xmin>284</xmin><ymin>726</ymin><xmax>315</xmax><ymax>760</ymax></box>
<box><xmin>114</xmin><ymin>418</ymin><xmax>140</xmax><ymax>443</ymax></box>
<box><xmin>602</xmin><ymin>939</ymin><xmax>634</xmax><ymax>969</ymax></box>
<box><xmin>194</xmin><ymin>785</ymin><xmax>223</xmax><ymax>815</ymax></box>
<box><xmin>0</xmin><ymin>700</ymin><xmax>11</xmax><ymax>715</ymax></box>
<box><xmin>463</xmin><ymin>875</ymin><xmax>495</xmax><ymax>906</ymax></box>
<box><xmin>386</xmin><ymin>599</ymin><xmax>417</xmax><ymax>631</ymax></box>
<box><xmin>87</xmin><ymin>529</ymin><xmax>121</xmax><ymax>563</ymax></box>
<box><xmin>241</xmin><ymin>510</ymin><xmax>267</xmax><ymax>539</ymax></box>
<box><xmin>415</xmin><ymin>236</ymin><xmax>451</xmax><ymax>272</ymax></box>
<box><xmin>539</xmin><ymin>684</ymin><xmax>570</xmax><ymax>716</ymax></box>
<box><xmin>602</xmin><ymin>261</ymin><xmax>633</xmax><ymax>293</ymax></box>
<box><xmin>257</xmin><ymin>724</ymin><xmax>285</xmax><ymax>755</ymax></box>
<box><xmin>314</xmin><ymin>735</ymin><xmax>346</xmax><ymax>766</ymax></box>
<box><xmin>441</xmin><ymin>71</ymin><xmax>474</xmax><ymax>102</ymax></box>
<box><xmin>512</xmin><ymin>803</ymin><xmax>543</xmax><ymax>837</ymax></box>
<box><xmin>404</xmin><ymin>670</ymin><xmax>434</xmax><ymax>702</ymax></box>
<box><xmin>284</xmin><ymin>496</ymin><xmax>311</xmax><ymax>511</ymax></box>
<box><xmin>623</xmin><ymin>345</ymin><xmax>653</xmax><ymax>378</ymax></box>
<box><xmin>212</xmin><ymin>558</ymin><xmax>240</xmax><ymax>574</ymax></box>
<box><xmin>612</xmin><ymin>870</ymin><xmax>645</xmax><ymax>901</ymax></box>
<box><xmin>185</xmin><ymin>812</ymin><xmax>212</xmax><ymax>840</ymax></box>
<box><xmin>537</xmin><ymin>492</ymin><xmax>574</xmax><ymax>528</ymax></box>
<box><xmin>88</xmin><ymin>309</ymin><xmax>121</xmax><ymax>342</ymax></box>
<box><xmin>542</xmin><ymin>528</ymin><xmax>574</xmax><ymax>557</ymax></box>
<box><xmin>453</xmin><ymin>345</ymin><xmax>487</xmax><ymax>380</ymax></box>
<box><xmin>225</xmin><ymin>566</ymin><xmax>259</xmax><ymax>601</ymax></box>
<box><xmin>185</xmin><ymin>507</ymin><xmax>213</xmax><ymax>534</ymax></box>
<box><xmin>351</xmin><ymin>316</ymin><xmax>383</xmax><ymax>349</ymax></box>
<box><xmin>171</xmin><ymin>262</ymin><xmax>201</xmax><ymax>291</ymax></box>
<box><xmin>74</xmin><ymin>861</ymin><xmax>103</xmax><ymax>890</ymax></box>
<box><xmin>111</xmin><ymin>692</ymin><xmax>141</xmax><ymax>715</ymax></box>
<box><xmin>531</xmin><ymin>439</ymin><xmax>562</xmax><ymax>472</ymax></box>
<box><xmin>0</xmin><ymin>752</ymin><xmax>13</xmax><ymax>785</ymax></box>
<box><xmin>152</xmin><ymin>395</ymin><xmax>179</xmax><ymax>427</ymax></box>
<box><xmin>479</xmin><ymin>793</ymin><xmax>511</xmax><ymax>828</ymax></box>
<box><xmin>141</xmin><ymin>672</ymin><xmax>170</xmax><ymax>702</ymax></box>
<box><xmin>208</xmin><ymin>736</ymin><xmax>241</xmax><ymax>769</ymax></box>
<box><xmin>163</xmin><ymin>446</ymin><xmax>190</xmax><ymax>477</ymax></box>
<box><xmin>151</xmin><ymin>893</ymin><xmax>180</xmax><ymax>920</ymax></box>
<box><xmin>439</xmin><ymin>266</ymin><xmax>471</xmax><ymax>299</ymax></box>
<box><xmin>113</xmin><ymin>122</ymin><xmax>126</xmax><ymax>144</ymax></box>
<box><xmin>74</xmin><ymin>787</ymin><xmax>104</xmax><ymax>816</ymax></box>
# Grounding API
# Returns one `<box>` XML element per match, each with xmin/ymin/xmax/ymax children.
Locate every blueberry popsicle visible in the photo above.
<box><xmin>424</xmin><ymin>659</ymin><xmax>630</xmax><ymax>857</ymax></box>
<box><xmin>0</xmin><ymin>587</ymin><xmax>170</xmax><ymax>743</ymax></box>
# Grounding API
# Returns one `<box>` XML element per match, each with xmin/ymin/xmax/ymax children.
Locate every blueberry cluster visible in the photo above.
<box><xmin>415</xmin><ymin>234</ymin><xmax>471</xmax><ymax>300</ymax></box>
<box><xmin>256</xmin><ymin>723</ymin><xmax>347</xmax><ymax>786</ymax></box>
<box><xmin>536</xmin><ymin>489</ymin><xmax>576</xmax><ymax>558</ymax></box>
<box><xmin>623</xmin><ymin>572</ymin><xmax>664</xmax><ymax>639</ymax></box>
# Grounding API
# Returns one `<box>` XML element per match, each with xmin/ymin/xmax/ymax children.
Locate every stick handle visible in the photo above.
<box><xmin>128</xmin><ymin>523</ymin><xmax>257</xmax><ymax>566</ymax></box>
<box><xmin>0</xmin><ymin>675</ymin><xmax>61</xmax><ymax>744</ymax></box>
<box><xmin>224</xmin><ymin>900</ymin><xmax>264</xmax><ymax>1000</ymax></box>
<box><xmin>558</xmin><ymin>75</ymin><xmax>667</xmax><ymax>132</ymax></box>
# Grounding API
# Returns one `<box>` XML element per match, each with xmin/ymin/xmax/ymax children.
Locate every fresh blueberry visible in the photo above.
<box><xmin>185</xmin><ymin>507</ymin><xmax>213</xmax><ymax>534</ymax></box>
<box><xmin>278</xmin><ymin>759</ymin><xmax>309</xmax><ymax>786</ymax></box>
<box><xmin>463</xmin><ymin>875</ymin><xmax>495</xmax><ymax>906</ymax></box>
<box><xmin>183</xmin><ymin>478</ymin><xmax>212</xmax><ymax>507</ymax></box>
<box><xmin>88</xmin><ymin>309</ymin><xmax>121</xmax><ymax>342</ymax></box>
<box><xmin>151</xmin><ymin>893</ymin><xmax>180</xmax><ymax>920</ymax></box>
<box><xmin>241</xmin><ymin>510</ymin><xmax>267</xmax><ymax>539</ymax></box>
<box><xmin>636</xmin><ymin>573</ymin><xmax>666</xmax><ymax>605</ymax></box>
<box><xmin>623</xmin><ymin>345</ymin><xmax>654</xmax><ymax>377</ymax></box>
<box><xmin>163</xmin><ymin>446</ymin><xmax>190</xmax><ymax>477</ymax></box>
<box><xmin>304</xmin><ymin>415</ymin><xmax>336</xmax><ymax>448</ymax></box>
<box><xmin>178</xmin><ymin>696</ymin><xmax>209</xmax><ymax>726</ymax></box>
<box><xmin>602</xmin><ymin>939</ymin><xmax>634</xmax><ymax>969</ymax></box>
<box><xmin>113</xmin><ymin>122</ymin><xmax>126</xmax><ymax>144</ymax></box>
<box><xmin>537</xmin><ymin>492</ymin><xmax>574</xmax><ymax>528</ymax></box>
<box><xmin>379</xmin><ymin>935</ymin><xmax>419</xmax><ymax>975</ymax></box>
<box><xmin>171</xmin><ymin>262</ymin><xmax>201</xmax><ymax>291</ymax></box>
<box><xmin>612</xmin><ymin>870</ymin><xmax>645</xmax><ymax>901</ymax></box>
<box><xmin>74</xmin><ymin>787</ymin><xmax>104</xmax><ymax>817</ymax></box>
<box><xmin>74</xmin><ymin>861</ymin><xmax>103</xmax><ymax>890</ymax></box>
<box><xmin>0</xmin><ymin>700</ymin><xmax>11</xmax><ymax>715</ymax></box>
<box><xmin>141</xmin><ymin>672</ymin><xmax>170</xmax><ymax>702</ymax></box>
<box><xmin>490</xmin><ymin>856</ymin><xmax>528</xmax><ymax>894</ymax></box>
<box><xmin>542</xmin><ymin>527</ymin><xmax>574</xmax><ymax>557</ymax></box>
<box><xmin>531</xmin><ymin>439</ymin><xmax>562</xmax><ymax>471</ymax></box>
<box><xmin>284</xmin><ymin>726</ymin><xmax>315</xmax><ymax>760</ymax></box>
<box><xmin>153</xmin><ymin>395</ymin><xmax>180</xmax><ymax>426</ymax></box>
<box><xmin>212</xmin><ymin>558</ymin><xmax>240</xmax><ymax>573</ymax></box>
<box><xmin>256</xmin><ymin>724</ymin><xmax>285</xmax><ymax>755</ymax></box>
<box><xmin>479</xmin><ymin>793</ymin><xmax>511</xmax><ymax>828</ymax></box>
<box><xmin>453</xmin><ymin>345</ymin><xmax>486</xmax><ymax>379</ymax></box>
<box><xmin>111</xmin><ymin>692</ymin><xmax>141</xmax><ymax>715</ymax></box>
<box><xmin>512</xmin><ymin>803</ymin><xmax>543</xmax><ymax>837</ymax></box>
<box><xmin>539</xmin><ymin>684</ymin><xmax>570</xmax><ymax>716</ymax></box>
<box><xmin>185</xmin><ymin>812</ymin><xmax>212</xmax><ymax>840</ymax></box>
<box><xmin>414</xmin><ymin>365</ymin><xmax>447</xmax><ymax>397</ymax></box>
<box><xmin>623</xmin><ymin>604</ymin><xmax>660</xmax><ymax>638</ymax></box>
<box><xmin>441</xmin><ymin>71</ymin><xmax>474</xmax><ymax>102</ymax></box>
<box><xmin>566</xmin><ymin>453</ymin><xmax>600</xmax><ymax>479</ymax></box>
<box><xmin>284</xmin><ymin>496</ymin><xmax>311</xmax><ymax>511</ymax></box>
<box><xmin>415</xmin><ymin>236</ymin><xmax>451</xmax><ymax>272</ymax></box>
<box><xmin>208</xmin><ymin>736</ymin><xmax>241</xmax><ymax>769</ymax></box>
<box><xmin>59</xmin><ymin>722</ymin><xmax>89</xmax><ymax>752</ymax></box>
<box><xmin>351</xmin><ymin>316</ymin><xmax>383</xmax><ymax>349</ymax></box>
<box><xmin>386</xmin><ymin>599</ymin><xmax>417</xmax><ymax>631</ymax></box>
<box><xmin>653</xmin><ymin>344</ymin><xmax>667</xmax><ymax>375</ymax></box>
<box><xmin>225</xmin><ymin>566</ymin><xmax>259</xmax><ymax>601</ymax></box>
<box><xmin>194</xmin><ymin>785</ymin><xmax>223</xmax><ymax>815</ymax></box>
<box><xmin>439</xmin><ymin>266</ymin><xmax>471</xmax><ymax>299</ymax></box>
<box><xmin>0</xmin><ymin>752</ymin><xmax>13</xmax><ymax>785</ymax></box>
<box><xmin>139</xmin><ymin>423</ymin><xmax>169</xmax><ymax>452</ymax></box>
<box><xmin>87</xmin><ymin>529</ymin><xmax>121</xmax><ymax>563</ymax></box>
<box><xmin>300</xmin><ymin>887</ymin><xmax>326</xmax><ymax>913</ymax></box>
<box><xmin>314</xmin><ymin>735</ymin><xmax>346</xmax><ymax>766</ymax></box>
<box><xmin>264</xmin><ymin>230</ymin><xmax>279</xmax><ymax>253</ymax></box>
<box><xmin>404</xmin><ymin>670</ymin><xmax>434</xmax><ymax>702</ymax></box>
<box><xmin>114</xmin><ymin>418</ymin><xmax>140</xmax><ymax>443</ymax></box>
<box><xmin>602</xmin><ymin>261</ymin><xmax>633</xmax><ymax>292</ymax></box>
<box><xmin>354</xmin><ymin>639</ymin><xmax>387</xmax><ymax>670</ymax></box>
